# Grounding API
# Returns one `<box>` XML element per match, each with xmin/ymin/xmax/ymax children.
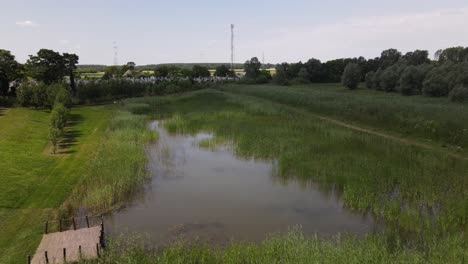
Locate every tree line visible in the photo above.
<box><xmin>2</xmin><ymin>46</ymin><xmax>468</xmax><ymax>107</ymax></box>
<box><xmin>267</xmin><ymin>47</ymin><xmax>468</xmax><ymax>102</ymax></box>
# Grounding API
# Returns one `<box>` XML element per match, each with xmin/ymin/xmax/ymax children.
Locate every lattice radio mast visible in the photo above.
<box><xmin>231</xmin><ymin>24</ymin><xmax>235</xmax><ymax>70</ymax></box>
<box><xmin>113</xmin><ymin>41</ymin><xmax>119</xmax><ymax>65</ymax></box>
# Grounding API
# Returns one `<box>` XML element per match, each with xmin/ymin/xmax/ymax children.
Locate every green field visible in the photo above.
<box><xmin>0</xmin><ymin>105</ymin><xmax>154</xmax><ymax>262</ymax></box>
<box><xmin>1</xmin><ymin>83</ymin><xmax>467</xmax><ymax>263</ymax></box>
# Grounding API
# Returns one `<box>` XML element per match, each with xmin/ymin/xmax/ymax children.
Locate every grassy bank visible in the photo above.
<box><xmin>0</xmin><ymin>105</ymin><xmax>154</xmax><ymax>262</ymax></box>
<box><xmin>80</xmin><ymin>230</ymin><xmax>465</xmax><ymax>263</ymax></box>
<box><xmin>65</xmin><ymin>109</ymin><xmax>157</xmax><ymax>213</ymax></box>
<box><xmin>218</xmin><ymin>83</ymin><xmax>468</xmax><ymax>151</ymax></box>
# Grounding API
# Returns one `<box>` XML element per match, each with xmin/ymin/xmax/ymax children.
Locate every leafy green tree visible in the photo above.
<box><xmin>63</xmin><ymin>53</ymin><xmax>79</xmax><ymax>94</ymax></box>
<box><xmin>422</xmin><ymin>72</ymin><xmax>450</xmax><ymax>97</ymax></box>
<box><xmin>304</xmin><ymin>58</ymin><xmax>323</xmax><ymax>82</ymax></box>
<box><xmin>153</xmin><ymin>65</ymin><xmax>181</xmax><ymax>77</ymax></box>
<box><xmin>448</xmin><ymin>86</ymin><xmax>468</xmax><ymax>103</ymax></box>
<box><xmin>191</xmin><ymin>65</ymin><xmax>210</xmax><ymax>78</ymax></box>
<box><xmin>403</xmin><ymin>50</ymin><xmax>430</xmax><ymax>65</ymax></box>
<box><xmin>273</xmin><ymin>66</ymin><xmax>288</xmax><ymax>85</ymax></box>
<box><xmin>296</xmin><ymin>67</ymin><xmax>311</xmax><ymax>83</ymax></box>
<box><xmin>341</xmin><ymin>63</ymin><xmax>361</xmax><ymax>90</ymax></box>
<box><xmin>435</xmin><ymin>47</ymin><xmax>468</xmax><ymax>63</ymax></box>
<box><xmin>380</xmin><ymin>64</ymin><xmax>402</xmax><ymax>92</ymax></box>
<box><xmin>102</xmin><ymin>66</ymin><xmax>122</xmax><ymax>79</ymax></box>
<box><xmin>244</xmin><ymin>57</ymin><xmax>262</xmax><ymax>79</ymax></box>
<box><xmin>26</xmin><ymin>49</ymin><xmax>66</xmax><ymax>84</ymax></box>
<box><xmin>215</xmin><ymin>65</ymin><xmax>233</xmax><ymax>77</ymax></box>
<box><xmin>399</xmin><ymin>66</ymin><xmax>425</xmax><ymax>95</ymax></box>
<box><xmin>0</xmin><ymin>49</ymin><xmax>23</xmax><ymax>95</ymax></box>
<box><xmin>380</xmin><ymin>49</ymin><xmax>401</xmax><ymax>68</ymax></box>
<box><xmin>0</xmin><ymin>72</ymin><xmax>8</xmax><ymax>96</ymax></box>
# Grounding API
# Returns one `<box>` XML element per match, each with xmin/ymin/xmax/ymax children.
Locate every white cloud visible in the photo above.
<box><xmin>250</xmin><ymin>7</ymin><xmax>468</xmax><ymax>62</ymax></box>
<box><xmin>15</xmin><ymin>20</ymin><xmax>39</xmax><ymax>27</ymax></box>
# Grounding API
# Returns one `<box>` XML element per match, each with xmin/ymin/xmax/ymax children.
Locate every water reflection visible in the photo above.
<box><xmin>105</xmin><ymin>121</ymin><xmax>379</xmax><ymax>244</ymax></box>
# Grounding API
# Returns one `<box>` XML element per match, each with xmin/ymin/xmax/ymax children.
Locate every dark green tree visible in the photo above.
<box><xmin>191</xmin><ymin>65</ymin><xmax>211</xmax><ymax>78</ymax></box>
<box><xmin>304</xmin><ymin>58</ymin><xmax>323</xmax><ymax>82</ymax></box>
<box><xmin>214</xmin><ymin>65</ymin><xmax>231</xmax><ymax>77</ymax></box>
<box><xmin>399</xmin><ymin>66</ymin><xmax>425</xmax><ymax>95</ymax></box>
<box><xmin>380</xmin><ymin>49</ymin><xmax>401</xmax><ymax>68</ymax></box>
<box><xmin>403</xmin><ymin>50</ymin><xmax>430</xmax><ymax>65</ymax></box>
<box><xmin>435</xmin><ymin>47</ymin><xmax>468</xmax><ymax>63</ymax></box>
<box><xmin>244</xmin><ymin>57</ymin><xmax>261</xmax><ymax>79</ymax></box>
<box><xmin>0</xmin><ymin>49</ymin><xmax>24</xmax><ymax>95</ymax></box>
<box><xmin>365</xmin><ymin>71</ymin><xmax>375</xmax><ymax>89</ymax></box>
<box><xmin>63</xmin><ymin>53</ymin><xmax>79</xmax><ymax>93</ymax></box>
<box><xmin>341</xmin><ymin>63</ymin><xmax>361</xmax><ymax>90</ymax></box>
<box><xmin>26</xmin><ymin>49</ymin><xmax>66</xmax><ymax>84</ymax></box>
<box><xmin>379</xmin><ymin>65</ymin><xmax>401</xmax><ymax>92</ymax></box>
<box><xmin>296</xmin><ymin>67</ymin><xmax>311</xmax><ymax>83</ymax></box>
<box><xmin>273</xmin><ymin>65</ymin><xmax>289</xmax><ymax>85</ymax></box>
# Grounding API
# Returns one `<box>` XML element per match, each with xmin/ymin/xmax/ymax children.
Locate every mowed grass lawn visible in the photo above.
<box><xmin>0</xmin><ymin>106</ymin><xmax>111</xmax><ymax>263</ymax></box>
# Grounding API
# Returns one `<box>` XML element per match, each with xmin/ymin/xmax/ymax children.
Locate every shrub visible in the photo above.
<box><xmin>449</xmin><ymin>86</ymin><xmax>468</xmax><ymax>103</ymax></box>
<box><xmin>49</xmin><ymin>103</ymin><xmax>69</xmax><ymax>154</ymax></box>
<box><xmin>54</xmin><ymin>86</ymin><xmax>72</xmax><ymax>107</ymax></box>
<box><xmin>341</xmin><ymin>63</ymin><xmax>361</xmax><ymax>90</ymax></box>
<box><xmin>16</xmin><ymin>81</ymin><xmax>36</xmax><ymax>106</ymax></box>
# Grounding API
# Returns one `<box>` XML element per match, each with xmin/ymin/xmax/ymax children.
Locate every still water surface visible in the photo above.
<box><xmin>105</xmin><ymin>121</ymin><xmax>378</xmax><ymax>244</ymax></box>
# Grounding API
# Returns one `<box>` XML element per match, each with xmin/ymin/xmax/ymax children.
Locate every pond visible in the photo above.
<box><xmin>105</xmin><ymin>121</ymin><xmax>379</xmax><ymax>244</ymax></box>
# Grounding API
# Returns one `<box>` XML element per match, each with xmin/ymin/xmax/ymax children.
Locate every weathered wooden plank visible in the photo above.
<box><xmin>31</xmin><ymin>226</ymin><xmax>101</xmax><ymax>264</ymax></box>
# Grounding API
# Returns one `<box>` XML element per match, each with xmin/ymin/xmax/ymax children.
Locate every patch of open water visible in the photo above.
<box><xmin>105</xmin><ymin>121</ymin><xmax>379</xmax><ymax>244</ymax></box>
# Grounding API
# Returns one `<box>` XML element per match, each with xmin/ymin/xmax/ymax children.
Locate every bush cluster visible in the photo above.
<box><xmin>16</xmin><ymin>81</ymin><xmax>72</xmax><ymax>108</ymax></box>
<box><xmin>49</xmin><ymin>103</ymin><xmax>69</xmax><ymax>154</ymax></box>
<box><xmin>364</xmin><ymin>62</ymin><xmax>468</xmax><ymax>100</ymax></box>
<box><xmin>75</xmin><ymin>78</ymin><xmax>222</xmax><ymax>103</ymax></box>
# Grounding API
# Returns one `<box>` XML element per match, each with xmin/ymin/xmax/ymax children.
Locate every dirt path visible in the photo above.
<box><xmin>311</xmin><ymin>114</ymin><xmax>466</xmax><ymax>160</ymax></box>
<box><xmin>224</xmin><ymin>91</ymin><xmax>468</xmax><ymax>161</ymax></box>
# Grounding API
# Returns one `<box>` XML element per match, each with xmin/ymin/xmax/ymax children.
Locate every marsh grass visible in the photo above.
<box><xmin>66</xmin><ymin>109</ymin><xmax>158</xmax><ymax>213</ymax></box>
<box><xmin>128</xmin><ymin>90</ymin><xmax>467</xmax><ymax>236</ymax></box>
<box><xmin>79</xmin><ymin>229</ymin><xmax>465</xmax><ymax>263</ymax></box>
<box><xmin>219</xmin><ymin>83</ymin><xmax>468</xmax><ymax>151</ymax></box>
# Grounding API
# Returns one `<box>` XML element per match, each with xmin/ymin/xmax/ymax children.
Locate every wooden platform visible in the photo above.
<box><xmin>31</xmin><ymin>226</ymin><xmax>102</xmax><ymax>264</ymax></box>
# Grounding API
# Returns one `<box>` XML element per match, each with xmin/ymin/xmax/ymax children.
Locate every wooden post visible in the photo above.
<box><xmin>59</xmin><ymin>219</ymin><xmax>62</xmax><ymax>232</ymax></box>
<box><xmin>63</xmin><ymin>248</ymin><xmax>66</xmax><ymax>262</ymax></box>
<box><xmin>86</xmin><ymin>215</ymin><xmax>90</xmax><ymax>228</ymax></box>
<box><xmin>45</xmin><ymin>251</ymin><xmax>49</xmax><ymax>263</ymax></box>
<box><xmin>78</xmin><ymin>245</ymin><xmax>82</xmax><ymax>259</ymax></box>
<box><xmin>100</xmin><ymin>215</ymin><xmax>105</xmax><ymax>247</ymax></box>
<box><xmin>27</xmin><ymin>254</ymin><xmax>31</xmax><ymax>264</ymax></box>
<box><xmin>96</xmin><ymin>243</ymin><xmax>100</xmax><ymax>257</ymax></box>
<box><xmin>44</xmin><ymin>221</ymin><xmax>48</xmax><ymax>234</ymax></box>
<box><xmin>72</xmin><ymin>217</ymin><xmax>76</xmax><ymax>230</ymax></box>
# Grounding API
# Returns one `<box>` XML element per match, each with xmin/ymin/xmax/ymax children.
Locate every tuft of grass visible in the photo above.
<box><xmin>78</xmin><ymin>229</ymin><xmax>466</xmax><ymax>264</ymax></box>
<box><xmin>67</xmin><ymin>110</ymin><xmax>158</xmax><ymax>213</ymax></box>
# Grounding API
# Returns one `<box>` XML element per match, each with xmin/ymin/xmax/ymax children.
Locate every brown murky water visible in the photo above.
<box><xmin>105</xmin><ymin>121</ymin><xmax>379</xmax><ymax>244</ymax></box>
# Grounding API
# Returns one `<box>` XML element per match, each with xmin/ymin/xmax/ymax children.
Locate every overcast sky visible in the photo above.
<box><xmin>1</xmin><ymin>0</ymin><xmax>467</xmax><ymax>65</ymax></box>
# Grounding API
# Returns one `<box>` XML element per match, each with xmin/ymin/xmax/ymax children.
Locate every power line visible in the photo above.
<box><xmin>231</xmin><ymin>24</ymin><xmax>235</xmax><ymax>70</ymax></box>
<box><xmin>113</xmin><ymin>41</ymin><xmax>119</xmax><ymax>66</ymax></box>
